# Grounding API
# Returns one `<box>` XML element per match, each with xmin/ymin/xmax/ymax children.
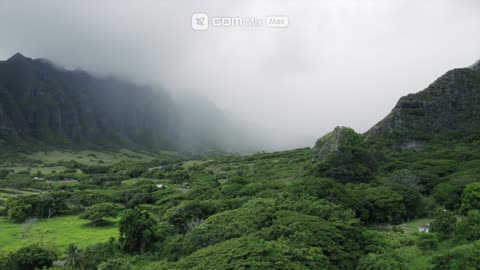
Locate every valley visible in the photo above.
<box><xmin>0</xmin><ymin>55</ymin><xmax>480</xmax><ymax>270</ymax></box>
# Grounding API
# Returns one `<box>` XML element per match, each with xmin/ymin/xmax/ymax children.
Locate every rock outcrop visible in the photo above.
<box><xmin>312</xmin><ymin>126</ymin><xmax>359</xmax><ymax>162</ymax></box>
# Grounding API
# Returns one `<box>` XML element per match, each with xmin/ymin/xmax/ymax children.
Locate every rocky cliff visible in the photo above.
<box><xmin>366</xmin><ymin>59</ymin><xmax>480</xmax><ymax>147</ymax></box>
<box><xmin>313</xmin><ymin>59</ymin><xmax>480</xmax><ymax>157</ymax></box>
<box><xmin>0</xmin><ymin>53</ymin><xmax>180</xmax><ymax>150</ymax></box>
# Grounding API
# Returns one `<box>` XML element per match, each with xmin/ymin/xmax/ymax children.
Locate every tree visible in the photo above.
<box><xmin>65</xmin><ymin>244</ymin><xmax>84</xmax><ymax>270</ymax></box>
<box><xmin>6</xmin><ymin>198</ymin><xmax>32</xmax><ymax>223</ymax></box>
<box><xmin>80</xmin><ymin>203</ymin><xmax>123</xmax><ymax>225</ymax></box>
<box><xmin>82</xmin><ymin>238</ymin><xmax>118</xmax><ymax>270</ymax></box>
<box><xmin>37</xmin><ymin>191</ymin><xmax>69</xmax><ymax>219</ymax></box>
<box><xmin>118</xmin><ymin>208</ymin><xmax>158</xmax><ymax>253</ymax></box>
<box><xmin>5</xmin><ymin>192</ymin><xmax>70</xmax><ymax>223</ymax></box>
<box><xmin>0</xmin><ymin>169</ymin><xmax>12</xmax><ymax>179</ymax></box>
<box><xmin>171</xmin><ymin>169</ymin><xmax>191</xmax><ymax>184</ymax></box>
<box><xmin>415</xmin><ymin>233</ymin><xmax>439</xmax><ymax>251</ymax></box>
<box><xmin>431</xmin><ymin>242</ymin><xmax>480</xmax><ymax>270</ymax></box>
<box><xmin>386</xmin><ymin>170</ymin><xmax>419</xmax><ymax>190</ymax></box>
<box><xmin>264</xmin><ymin>210</ymin><xmax>363</xmax><ymax>270</ymax></box>
<box><xmin>314</xmin><ymin>145</ymin><xmax>379</xmax><ymax>183</ymax></box>
<box><xmin>357</xmin><ymin>253</ymin><xmax>407</xmax><ymax>270</ymax></box>
<box><xmin>461</xmin><ymin>182</ymin><xmax>480</xmax><ymax>213</ymax></box>
<box><xmin>165</xmin><ymin>200</ymin><xmax>218</xmax><ymax>233</ymax></box>
<box><xmin>456</xmin><ymin>210</ymin><xmax>480</xmax><ymax>241</ymax></box>
<box><xmin>346</xmin><ymin>185</ymin><xmax>406</xmax><ymax>224</ymax></box>
<box><xmin>124</xmin><ymin>165</ymin><xmax>147</xmax><ymax>178</ymax></box>
<box><xmin>430</xmin><ymin>211</ymin><xmax>456</xmax><ymax>237</ymax></box>
<box><xmin>7</xmin><ymin>244</ymin><xmax>57</xmax><ymax>270</ymax></box>
<box><xmin>165</xmin><ymin>236</ymin><xmax>330</xmax><ymax>270</ymax></box>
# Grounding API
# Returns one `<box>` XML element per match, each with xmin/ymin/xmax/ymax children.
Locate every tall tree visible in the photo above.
<box><xmin>118</xmin><ymin>208</ymin><xmax>158</xmax><ymax>253</ymax></box>
<box><xmin>65</xmin><ymin>244</ymin><xmax>84</xmax><ymax>270</ymax></box>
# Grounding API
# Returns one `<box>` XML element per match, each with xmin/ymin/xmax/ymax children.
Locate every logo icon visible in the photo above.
<box><xmin>192</xmin><ymin>13</ymin><xmax>209</xmax><ymax>30</ymax></box>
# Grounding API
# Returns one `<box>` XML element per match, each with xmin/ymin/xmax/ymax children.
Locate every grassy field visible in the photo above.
<box><xmin>0</xmin><ymin>149</ymin><xmax>161</xmax><ymax>174</ymax></box>
<box><xmin>182</xmin><ymin>160</ymin><xmax>208</xmax><ymax>168</ymax></box>
<box><xmin>0</xmin><ymin>215</ymin><xmax>118</xmax><ymax>254</ymax></box>
<box><xmin>398</xmin><ymin>218</ymin><xmax>433</xmax><ymax>234</ymax></box>
<box><xmin>27</xmin><ymin>149</ymin><xmax>156</xmax><ymax>165</ymax></box>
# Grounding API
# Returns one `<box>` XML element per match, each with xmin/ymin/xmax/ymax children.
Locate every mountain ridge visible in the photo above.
<box><xmin>0</xmin><ymin>53</ymin><xmax>254</xmax><ymax>153</ymax></box>
<box><xmin>312</xmin><ymin>58</ymin><xmax>480</xmax><ymax>160</ymax></box>
<box><xmin>365</xmin><ymin>60</ymin><xmax>480</xmax><ymax>147</ymax></box>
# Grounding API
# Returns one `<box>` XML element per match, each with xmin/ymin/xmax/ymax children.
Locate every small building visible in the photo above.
<box><xmin>419</xmin><ymin>224</ymin><xmax>430</xmax><ymax>233</ymax></box>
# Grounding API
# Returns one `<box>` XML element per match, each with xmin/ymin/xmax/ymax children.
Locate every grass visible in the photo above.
<box><xmin>397</xmin><ymin>218</ymin><xmax>433</xmax><ymax>234</ymax></box>
<box><xmin>0</xmin><ymin>149</ymin><xmax>162</xmax><ymax>174</ymax></box>
<box><xmin>0</xmin><ymin>215</ymin><xmax>118</xmax><ymax>254</ymax></box>
<box><xmin>121</xmin><ymin>178</ymin><xmax>161</xmax><ymax>186</ymax></box>
<box><xmin>182</xmin><ymin>160</ymin><xmax>208</xmax><ymax>168</ymax></box>
<box><xmin>27</xmin><ymin>149</ymin><xmax>156</xmax><ymax>166</ymax></box>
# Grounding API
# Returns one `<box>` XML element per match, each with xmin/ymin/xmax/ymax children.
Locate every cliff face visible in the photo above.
<box><xmin>0</xmin><ymin>53</ymin><xmax>178</xmax><ymax>149</ymax></box>
<box><xmin>366</xmin><ymin>60</ymin><xmax>480</xmax><ymax>147</ymax></box>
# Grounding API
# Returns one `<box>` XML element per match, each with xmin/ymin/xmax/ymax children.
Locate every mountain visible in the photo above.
<box><xmin>366</xmin><ymin>59</ymin><xmax>480</xmax><ymax>148</ymax></box>
<box><xmin>313</xmin><ymin>59</ymin><xmax>480</xmax><ymax>161</ymax></box>
<box><xmin>0</xmin><ymin>53</ymin><xmax>252</xmax><ymax>153</ymax></box>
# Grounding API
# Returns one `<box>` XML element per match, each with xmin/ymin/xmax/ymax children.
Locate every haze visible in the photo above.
<box><xmin>1</xmin><ymin>0</ymin><xmax>480</xmax><ymax>151</ymax></box>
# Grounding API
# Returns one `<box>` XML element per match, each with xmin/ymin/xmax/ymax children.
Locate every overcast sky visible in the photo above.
<box><xmin>1</xmin><ymin>0</ymin><xmax>480</xmax><ymax>150</ymax></box>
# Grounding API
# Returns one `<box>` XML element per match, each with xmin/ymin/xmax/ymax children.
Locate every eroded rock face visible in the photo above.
<box><xmin>0</xmin><ymin>53</ymin><xmax>178</xmax><ymax>148</ymax></box>
<box><xmin>366</xmin><ymin>60</ymin><xmax>480</xmax><ymax>144</ymax></box>
<box><xmin>312</xmin><ymin>126</ymin><xmax>357</xmax><ymax>162</ymax></box>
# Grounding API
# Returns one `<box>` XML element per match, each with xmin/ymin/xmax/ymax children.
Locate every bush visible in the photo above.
<box><xmin>161</xmin><ymin>236</ymin><xmax>329</xmax><ymax>270</ymax></box>
<box><xmin>1</xmin><ymin>244</ymin><xmax>57</xmax><ymax>270</ymax></box>
<box><xmin>357</xmin><ymin>253</ymin><xmax>407</xmax><ymax>270</ymax></box>
<box><xmin>80</xmin><ymin>203</ymin><xmax>124</xmax><ymax>225</ymax></box>
<box><xmin>82</xmin><ymin>239</ymin><xmax>119</xmax><ymax>270</ymax></box>
<box><xmin>461</xmin><ymin>182</ymin><xmax>480</xmax><ymax>213</ymax></box>
<box><xmin>415</xmin><ymin>233</ymin><xmax>440</xmax><ymax>251</ymax></box>
<box><xmin>98</xmin><ymin>258</ymin><xmax>131</xmax><ymax>270</ymax></box>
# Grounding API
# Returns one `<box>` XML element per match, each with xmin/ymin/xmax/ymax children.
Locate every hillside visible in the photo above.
<box><xmin>0</xmin><ymin>53</ymin><xmax>254</xmax><ymax>154</ymax></box>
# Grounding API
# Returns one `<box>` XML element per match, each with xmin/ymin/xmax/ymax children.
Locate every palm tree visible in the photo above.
<box><xmin>65</xmin><ymin>244</ymin><xmax>85</xmax><ymax>270</ymax></box>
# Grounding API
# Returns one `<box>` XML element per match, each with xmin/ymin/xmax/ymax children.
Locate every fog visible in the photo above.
<box><xmin>1</xmin><ymin>0</ymin><xmax>480</xmax><ymax>151</ymax></box>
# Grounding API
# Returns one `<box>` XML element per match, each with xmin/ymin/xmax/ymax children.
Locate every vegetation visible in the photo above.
<box><xmin>1</xmin><ymin>131</ymin><xmax>480</xmax><ymax>269</ymax></box>
<box><xmin>80</xmin><ymin>203</ymin><xmax>124</xmax><ymax>225</ymax></box>
<box><xmin>0</xmin><ymin>244</ymin><xmax>57</xmax><ymax>270</ymax></box>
